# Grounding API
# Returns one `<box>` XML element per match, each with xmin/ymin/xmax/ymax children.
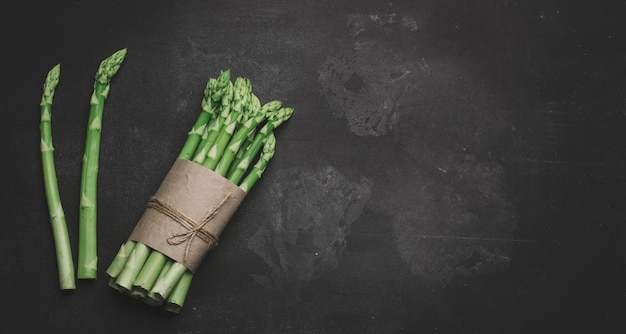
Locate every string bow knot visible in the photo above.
<box><xmin>146</xmin><ymin>193</ymin><xmax>232</xmax><ymax>261</ymax></box>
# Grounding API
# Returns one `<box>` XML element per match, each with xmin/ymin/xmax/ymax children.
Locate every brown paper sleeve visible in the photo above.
<box><xmin>128</xmin><ymin>159</ymin><xmax>246</xmax><ymax>272</ymax></box>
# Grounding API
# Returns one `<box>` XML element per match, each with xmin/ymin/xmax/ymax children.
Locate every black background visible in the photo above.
<box><xmin>2</xmin><ymin>1</ymin><xmax>626</xmax><ymax>333</ymax></box>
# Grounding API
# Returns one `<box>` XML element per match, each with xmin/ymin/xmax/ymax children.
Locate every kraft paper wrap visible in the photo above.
<box><xmin>129</xmin><ymin>159</ymin><xmax>246</xmax><ymax>272</ymax></box>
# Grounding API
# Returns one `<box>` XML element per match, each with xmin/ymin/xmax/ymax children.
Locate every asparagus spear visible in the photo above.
<box><xmin>144</xmin><ymin>260</ymin><xmax>173</xmax><ymax>306</ymax></box>
<box><xmin>164</xmin><ymin>271</ymin><xmax>193</xmax><ymax>313</ymax></box>
<box><xmin>238</xmin><ymin>132</ymin><xmax>276</xmax><ymax>193</ymax></box>
<box><xmin>78</xmin><ymin>48</ymin><xmax>127</xmax><ymax>279</ymax></box>
<box><xmin>227</xmin><ymin>107</ymin><xmax>293</xmax><ymax>185</ymax></box>
<box><xmin>200</xmin><ymin>77</ymin><xmax>251</xmax><ymax>169</ymax></box>
<box><xmin>192</xmin><ymin>81</ymin><xmax>234</xmax><ymax>164</ymax></box>
<box><xmin>106</xmin><ymin>240</ymin><xmax>136</xmax><ymax>278</ymax></box>
<box><xmin>40</xmin><ymin>64</ymin><xmax>76</xmax><ymax>290</ymax></box>
<box><xmin>115</xmin><ymin>242</ymin><xmax>150</xmax><ymax>291</ymax></box>
<box><xmin>178</xmin><ymin>70</ymin><xmax>231</xmax><ymax>160</ymax></box>
<box><xmin>214</xmin><ymin>100</ymin><xmax>281</xmax><ymax>177</ymax></box>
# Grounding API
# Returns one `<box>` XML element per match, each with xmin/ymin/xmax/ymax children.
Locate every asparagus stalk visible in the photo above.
<box><xmin>238</xmin><ymin>132</ymin><xmax>276</xmax><ymax>193</ymax></box>
<box><xmin>78</xmin><ymin>48</ymin><xmax>127</xmax><ymax>279</ymax></box>
<box><xmin>40</xmin><ymin>64</ymin><xmax>76</xmax><ymax>290</ymax></box>
<box><xmin>132</xmin><ymin>250</ymin><xmax>167</xmax><ymax>294</ymax></box>
<box><xmin>106</xmin><ymin>240</ymin><xmax>136</xmax><ymax>278</ymax></box>
<box><xmin>150</xmin><ymin>262</ymin><xmax>188</xmax><ymax>301</ymax></box>
<box><xmin>214</xmin><ymin>100</ymin><xmax>280</xmax><ymax>177</ymax></box>
<box><xmin>107</xmin><ymin>240</ymin><xmax>137</xmax><ymax>293</ymax></box>
<box><xmin>192</xmin><ymin>81</ymin><xmax>234</xmax><ymax>164</ymax></box>
<box><xmin>199</xmin><ymin>77</ymin><xmax>250</xmax><ymax>169</ymax></box>
<box><xmin>115</xmin><ymin>242</ymin><xmax>150</xmax><ymax>291</ymax></box>
<box><xmin>227</xmin><ymin>107</ymin><xmax>293</xmax><ymax>184</ymax></box>
<box><xmin>164</xmin><ymin>271</ymin><xmax>193</xmax><ymax>313</ymax></box>
<box><xmin>178</xmin><ymin>70</ymin><xmax>231</xmax><ymax>160</ymax></box>
<box><xmin>144</xmin><ymin>260</ymin><xmax>173</xmax><ymax>306</ymax></box>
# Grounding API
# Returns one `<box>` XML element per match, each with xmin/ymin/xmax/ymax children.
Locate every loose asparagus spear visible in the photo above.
<box><xmin>78</xmin><ymin>48</ymin><xmax>127</xmax><ymax>279</ymax></box>
<box><xmin>40</xmin><ymin>64</ymin><xmax>76</xmax><ymax>290</ymax></box>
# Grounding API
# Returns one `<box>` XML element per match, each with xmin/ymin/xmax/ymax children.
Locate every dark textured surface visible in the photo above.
<box><xmin>2</xmin><ymin>1</ymin><xmax>626</xmax><ymax>333</ymax></box>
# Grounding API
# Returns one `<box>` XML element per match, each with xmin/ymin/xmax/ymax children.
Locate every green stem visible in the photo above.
<box><xmin>192</xmin><ymin>115</ymin><xmax>223</xmax><ymax>164</ymax></box>
<box><xmin>115</xmin><ymin>242</ymin><xmax>150</xmax><ymax>291</ymax></box>
<box><xmin>144</xmin><ymin>260</ymin><xmax>173</xmax><ymax>306</ymax></box>
<box><xmin>164</xmin><ymin>271</ymin><xmax>193</xmax><ymax>313</ymax></box>
<box><xmin>215</xmin><ymin>100</ymin><xmax>281</xmax><ymax>177</ymax></box>
<box><xmin>78</xmin><ymin>48</ymin><xmax>127</xmax><ymax>279</ymax></box>
<box><xmin>201</xmin><ymin>77</ymin><xmax>250</xmax><ymax>169</ymax></box>
<box><xmin>239</xmin><ymin>132</ymin><xmax>276</xmax><ymax>193</ymax></box>
<box><xmin>133</xmin><ymin>251</ymin><xmax>167</xmax><ymax>293</ymax></box>
<box><xmin>192</xmin><ymin>80</ymin><xmax>234</xmax><ymax>164</ymax></box>
<box><xmin>227</xmin><ymin>107</ymin><xmax>293</xmax><ymax>184</ymax></box>
<box><xmin>105</xmin><ymin>240</ymin><xmax>136</xmax><ymax>278</ymax></box>
<box><xmin>178</xmin><ymin>70</ymin><xmax>231</xmax><ymax>160</ymax></box>
<box><xmin>40</xmin><ymin>64</ymin><xmax>76</xmax><ymax>290</ymax></box>
<box><xmin>150</xmin><ymin>261</ymin><xmax>188</xmax><ymax>301</ymax></box>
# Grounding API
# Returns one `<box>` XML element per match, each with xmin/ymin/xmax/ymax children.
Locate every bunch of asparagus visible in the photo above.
<box><xmin>106</xmin><ymin>70</ymin><xmax>293</xmax><ymax>313</ymax></box>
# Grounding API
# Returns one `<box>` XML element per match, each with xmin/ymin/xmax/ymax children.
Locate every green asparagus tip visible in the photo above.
<box><xmin>215</xmin><ymin>69</ymin><xmax>230</xmax><ymax>88</ymax></box>
<box><xmin>249</xmin><ymin>93</ymin><xmax>261</xmax><ymax>112</ymax></box>
<box><xmin>262</xmin><ymin>100</ymin><xmax>282</xmax><ymax>113</ymax></box>
<box><xmin>233</xmin><ymin>76</ymin><xmax>248</xmax><ymax>91</ymax></box>
<box><xmin>48</xmin><ymin>64</ymin><xmax>61</xmax><ymax>82</ymax></box>
<box><xmin>41</xmin><ymin>64</ymin><xmax>61</xmax><ymax>106</ymax></box>
<box><xmin>210</xmin><ymin>70</ymin><xmax>232</xmax><ymax>103</ymax></box>
<box><xmin>271</xmin><ymin>107</ymin><xmax>294</xmax><ymax>127</ymax></box>
<box><xmin>96</xmin><ymin>48</ymin><xmax>128</xmax><ymax>85</ymax></box>
<box><xmin>204</xmin><ymin>78</ymin><xmax>217</xmax><ymax>97</ymax></box>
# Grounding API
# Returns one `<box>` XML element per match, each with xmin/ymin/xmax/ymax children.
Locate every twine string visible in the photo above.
<box><xmin>146</xmin><ymin>193</ymin><xmax>232</xmax><ymax>261</ymax></box>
